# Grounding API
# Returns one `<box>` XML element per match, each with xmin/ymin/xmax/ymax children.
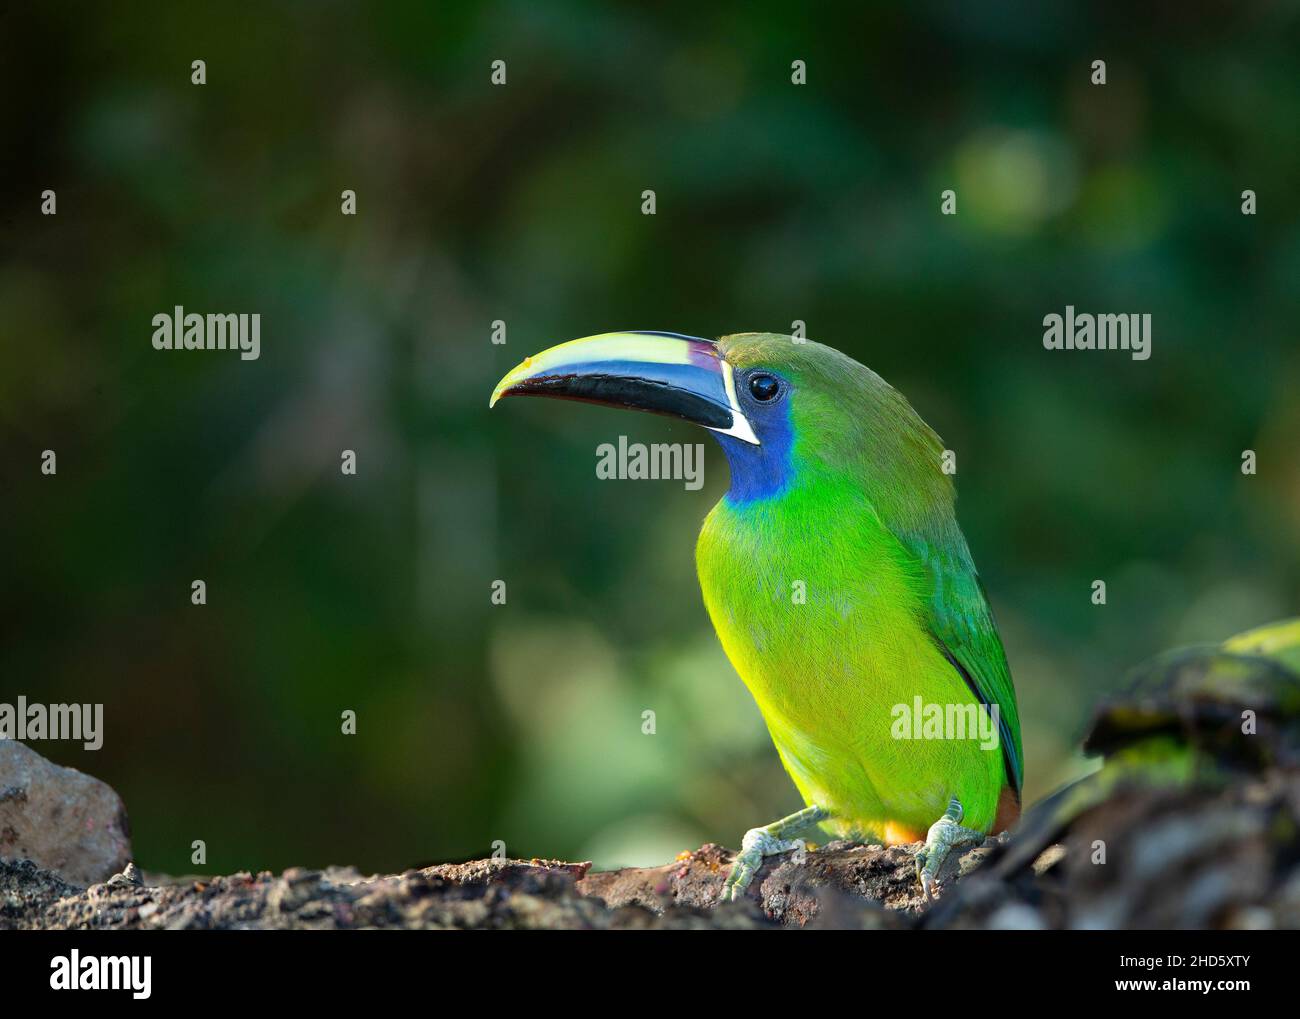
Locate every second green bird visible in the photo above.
<box><xmin>491</xmin><ymin>331</ymin><xmax>1023</xmax><ymax>900</ymax></box>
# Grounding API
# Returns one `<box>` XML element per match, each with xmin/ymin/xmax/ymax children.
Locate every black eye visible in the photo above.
<box><xmin>748</xmin><ymin>373</ymin><xmax>780</xmax><ymax>402</ymax></box>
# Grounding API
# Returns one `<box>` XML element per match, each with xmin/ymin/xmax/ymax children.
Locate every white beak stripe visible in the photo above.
<box><xmin>710</xmin><ymin>359</ymin><xmax>760</xmax><ymax>446</ymax></box>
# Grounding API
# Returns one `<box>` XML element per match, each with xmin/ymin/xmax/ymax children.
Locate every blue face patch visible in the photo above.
<box><xmin>712</xmin><ymin>394</ymin><xmax>795</xmax><ymax>504</ymax></box>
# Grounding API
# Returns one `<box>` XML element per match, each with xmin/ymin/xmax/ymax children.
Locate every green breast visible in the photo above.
<box><xmin>694</xmin><ymin>480</ymin><xmax>1006</xmax><ymax>835</ymax></box>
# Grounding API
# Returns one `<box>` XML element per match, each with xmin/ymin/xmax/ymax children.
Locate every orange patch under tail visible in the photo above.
<box><xmin>883</xmin><ymin>821</ymin><xmax>927</xmax><ymax>845</ymax></box>
<box><xmin>993</xmin><ymin>785</ymin><xmax>1021</xmax><ymax>833</ymax></box>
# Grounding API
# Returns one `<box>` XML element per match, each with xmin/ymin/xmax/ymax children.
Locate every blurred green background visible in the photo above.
<box><xmin>3</xmin><ymin>2</ymin><xmax>1298</xmax><ymax>876</ymax></box>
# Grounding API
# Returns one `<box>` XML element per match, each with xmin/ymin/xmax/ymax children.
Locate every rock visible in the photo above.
<box><xmin>0</xmin><ymin>741</ymin><xmax>131</xmax><ymax>886</ymax></box>
<box><xmin>0</xmin><ymin>858</ymin><xmax>82</xmax><ymax>925</ymax></box>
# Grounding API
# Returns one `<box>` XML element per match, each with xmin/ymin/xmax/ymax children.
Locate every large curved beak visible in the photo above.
<box><xmin>489</xmin><ymin>331</ymin><xmax>759</xmax><ymax>445</ymax></box>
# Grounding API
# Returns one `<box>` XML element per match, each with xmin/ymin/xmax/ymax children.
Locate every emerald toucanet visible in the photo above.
<box><xmin>491</xmin><ymin>332</ymin><xmax>1023</xmax><ymax>900</ymax></box>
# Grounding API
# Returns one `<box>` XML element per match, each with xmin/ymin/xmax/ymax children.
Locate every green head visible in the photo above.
<box><xmin>492</xmin><ymin>330</ymin><xmax>952</xmax><ymax>518</ymax></box>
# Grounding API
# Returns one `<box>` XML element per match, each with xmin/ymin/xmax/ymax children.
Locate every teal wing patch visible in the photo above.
<box><xmin>898</xmin><ymin>527</ymin><xmax>1024</xmax><ymax>794</ymax></box>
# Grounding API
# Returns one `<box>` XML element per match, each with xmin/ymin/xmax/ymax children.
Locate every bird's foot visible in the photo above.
<box><xmin>719</xmin><ymin>804</ymin><xmax>829</xmax><ymax>903</ymax></box>
<box><xmin>914</xmin><ymin>796</ymin><xmax>985</xmax><ymax>901</ymax></box>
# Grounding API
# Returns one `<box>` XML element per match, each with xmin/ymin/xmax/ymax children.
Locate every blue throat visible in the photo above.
<box><xmin>713</xmin><ymin>400</ymin><xmax>795</xmax><ymax>505</ymax></box>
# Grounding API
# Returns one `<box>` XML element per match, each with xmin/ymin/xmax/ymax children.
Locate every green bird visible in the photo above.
<box><xmin>491</xmin><ymin>331</ymin><xmax>1023</xmax><ymax>900</ymax></box>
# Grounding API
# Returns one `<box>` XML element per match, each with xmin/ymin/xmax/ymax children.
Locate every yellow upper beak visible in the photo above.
<box><xmin>489</xmin><ymin>331</ymin><xmax>759</xmax><ymax>445</ymax></box>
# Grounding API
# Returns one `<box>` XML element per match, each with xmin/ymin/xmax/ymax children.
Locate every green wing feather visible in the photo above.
<box><xmin>895</xmin><ymin>524</ymin><xmax>1024</xmax><ymax>794</ymax></box>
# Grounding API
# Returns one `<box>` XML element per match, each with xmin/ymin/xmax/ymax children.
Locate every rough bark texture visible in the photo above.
<box><xmin>3</xmin><ymin>740</ymin><xmax>1299</xmax><ymax>929</ymax></box>
<box><xmin>0</xmin><ymin>838</ymin><xmax>990</xmax><ymax>930</ymax></box>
